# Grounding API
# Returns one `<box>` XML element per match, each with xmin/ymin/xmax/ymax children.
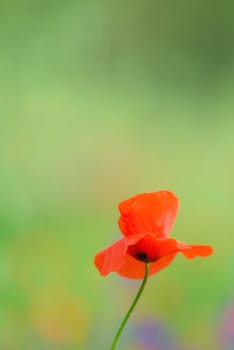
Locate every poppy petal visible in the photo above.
<box><xmin>181</xmin><ymin>244</ymin><xmax>214</xmax><ymax>259</ymax></box>
<box><xmin>155</xmin><ymin>238</ymin><xmax>214</xmax><ymax>259</ymax></box>
<box><xmin>117</xmin><ymin>252</ymin><xmax>177</xmax><ymax>279</ymax></box>
<box><xmin>94</xmin><ymin>238</ymin><xmax>128</xmax><ymax>276</ymax></box>
<box><xmin>126</xmin><ymin>236</ymin><xmax>213</xmax><ymax>263</ymax></box>
<box><xmin>118</xmin><ymin>191</ymin><xmax>179</xmax><ymax>239</ymax></box>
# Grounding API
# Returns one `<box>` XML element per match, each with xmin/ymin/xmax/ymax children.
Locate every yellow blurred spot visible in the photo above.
<box><xmin>32</xmin><ymin>288</ymin><xmax>87</xmax><ymax>345</ymax></box>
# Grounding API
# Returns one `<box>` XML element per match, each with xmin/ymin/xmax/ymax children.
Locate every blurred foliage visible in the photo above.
<box><xmin>1</xmin><ymin>1</ymin><xmax>234</xmax><ymax>349</ymax></box>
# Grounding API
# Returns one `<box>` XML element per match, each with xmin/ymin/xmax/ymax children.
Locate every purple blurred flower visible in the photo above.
<box><xmin>132</xmin><ymin>318</ymin><xmax>177</xmax><ymax>350</ymax></box>
<box><xmin>219</xmin><ymin>302</ymin><xmax>234</xmax><ymax>348</ymax></box>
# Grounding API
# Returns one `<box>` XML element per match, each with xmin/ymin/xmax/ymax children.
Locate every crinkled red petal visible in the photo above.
<box><xmin>118</xmin><ymin>191</ymin><xmax>179</xmax><ymax>239</ymax></box>
<box><xmin>94</xmin><ymin>238</ymin><xmax>128</xmax><ymax>276</ymax></box>
<box><xmin>181</xmin><ymin>244</ymin><xmax>214</xmax><ymax>258</ymax></box>
<box><xmin>117</xmin><ymin>252</ymin><xmax>177</xmax><ymax>279</ymax></box>
<box><xmin>152</xmin><ymin>238</ymin><xmax>214</xmax><ymax>259</ymax></box>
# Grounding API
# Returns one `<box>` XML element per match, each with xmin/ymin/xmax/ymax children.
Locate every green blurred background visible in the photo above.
<box><xmin>1</xmin><ymin>1</ymin><xmax>234</xmax><ymax>349</ymax></box>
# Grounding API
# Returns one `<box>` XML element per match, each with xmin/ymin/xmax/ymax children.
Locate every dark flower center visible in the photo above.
<box><xmin>135</xmin><ymin>252</ymin><xmax>149</xmax><ymax>262</ymax></box>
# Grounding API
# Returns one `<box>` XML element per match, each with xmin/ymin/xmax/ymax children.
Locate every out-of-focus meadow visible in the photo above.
<box><xmin>1</xmin><ymin>1</ymin><xmax>234</xmax><ymax>349</ymax></box>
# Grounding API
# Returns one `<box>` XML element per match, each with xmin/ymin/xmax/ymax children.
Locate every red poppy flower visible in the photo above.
<box><xmin>94</xmin><ymin>191</ymin><xmax>213</xmax><ymax>279</ymax></box>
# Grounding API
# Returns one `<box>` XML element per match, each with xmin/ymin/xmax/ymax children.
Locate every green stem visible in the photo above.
<box><xmin>110</xmin><ymin>263</ymin><xmax>150</xmax><ymax>350</ymax></box>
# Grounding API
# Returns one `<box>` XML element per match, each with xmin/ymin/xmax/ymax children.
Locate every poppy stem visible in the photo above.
<box><xmin>109</xmin><ymin>262</ymin><xmax>150</xmax><ymax>350</ymax></box>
